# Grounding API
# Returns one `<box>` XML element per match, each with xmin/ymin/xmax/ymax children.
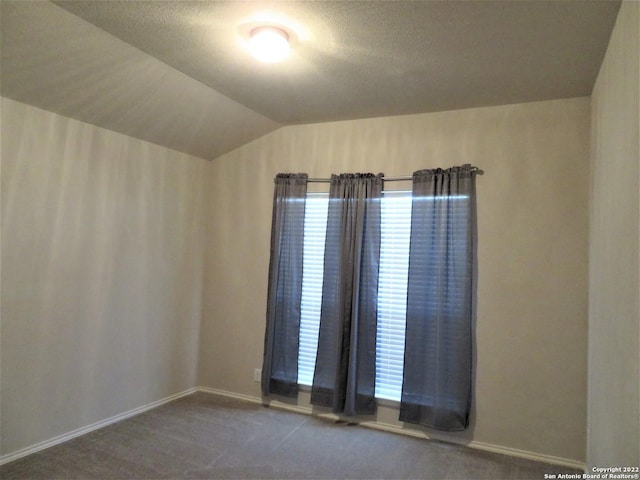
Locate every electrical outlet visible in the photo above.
<box><xmin>254</xmin><ymin>368</ymin><xmax>261</xmax><ymax>382</ymax></box>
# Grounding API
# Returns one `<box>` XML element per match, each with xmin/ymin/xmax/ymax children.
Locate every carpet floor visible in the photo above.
<box><xmin>1</xmin><ymin>392</ymin><xmax>583</xmax><ymax>479</ymax></box>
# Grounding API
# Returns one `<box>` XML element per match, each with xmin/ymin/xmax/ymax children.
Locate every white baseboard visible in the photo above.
<box><xmin>198</xmin><ymin>387</ymin><xmax>586</xmax><ymax>471</ymax></box>
<box><xmin>0</xmin><ymin>388</ymin><xmax>198</xmax><ymax>466</ymax></box>
<box><xmin>1</xmin><ymin>386</ymin><xmax>586</xmax><ymax>472</ymax></box>
<box><xmin>358</xmin><ymin>420</ymin><xmax>587</xmax><ymax>471</ymax></box>
<box><xmin>197</xmin><ymin>386</ymin><xmax>263</xmax><ymax>405</ymax></box>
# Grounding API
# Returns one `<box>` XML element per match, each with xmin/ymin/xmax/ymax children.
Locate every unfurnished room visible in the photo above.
<box><xmin>0</xmin><ymin>1</ymin><xmax>638</xmax><ymax>479</ymax></box>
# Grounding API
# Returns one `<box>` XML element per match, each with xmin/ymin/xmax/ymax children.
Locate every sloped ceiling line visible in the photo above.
<box><xmin>1</xmin><ymin>0</ymin><xmax>621</xmax><ymax>160</ymax></box>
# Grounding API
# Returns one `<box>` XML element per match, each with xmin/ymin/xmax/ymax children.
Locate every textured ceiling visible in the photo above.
<box><xmin>0</xmin><ymin>1</ymin><xmax>280</xmax><ymax>160</ymax></box>
<box><xmin>1</xmin><ymin>0</ymin><xmax>621</xmax><ymax>160</ymax></box>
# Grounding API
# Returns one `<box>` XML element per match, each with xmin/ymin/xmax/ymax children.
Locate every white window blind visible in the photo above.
<box><xmin>298</xmin><ymin>190</ymin><xmax>471</xmax><ymax>405</ymax></box>
<box><xmin>298</xmin><ymin>194</ymin><xmax>328</xmax><ymax>386</ymax></box>
<box><xmin>375</xmin><ymin>191</ymin><xmax>411</xmax><ymax>401</ymax></box>
<box><xmin>298</xmin><ymin>191</ymin><xmax>412</xmax><ymax>402</ymax></box>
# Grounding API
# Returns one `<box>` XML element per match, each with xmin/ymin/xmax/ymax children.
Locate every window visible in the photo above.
<box><xmin>375</xmin><ymin>191</ymin><xmax>411</xmax><ymax>401</ymax></box>
<box><xmin>298</xmin><ymin>191</ymin><xmax>412</xmax><ymax>402</ymax></box>
<box><xmin>264</xmin><ymin>168</ymin><xmax>477</xmax><ymax>429</ymax></box>
<box><xmin>298</xmin><ymin>194</ymin><xmax>329</xmax><ymax>386</ymax></box>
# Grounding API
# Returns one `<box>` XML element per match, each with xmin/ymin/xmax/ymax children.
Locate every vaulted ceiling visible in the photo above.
<box><xmin>1</xmin><ymin>1</ymin><xmax>621</xmax><ymax>160</ymax></box>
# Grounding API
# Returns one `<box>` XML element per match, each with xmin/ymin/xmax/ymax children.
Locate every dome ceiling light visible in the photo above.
<box><xmin>248</xmin><ymin>26</ymin><xmax>290</xmax><ymax>63</ymax></box>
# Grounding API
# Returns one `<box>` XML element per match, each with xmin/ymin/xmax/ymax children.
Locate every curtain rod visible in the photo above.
<box><xmin>307</xmin><ymin>175</ymin><xmax>411</xmax><ymax>183</ymax></box>
<box><xmin>307</xmin><ymin>168</ymin><xmax>483</xmax><ymax>183</ymax></box>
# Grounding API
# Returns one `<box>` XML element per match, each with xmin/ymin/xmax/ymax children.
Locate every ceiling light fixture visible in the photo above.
<box><xmin>248</xmin><ymin>26</ymin><xmax>290</xmax><ymax>63</ymax></box>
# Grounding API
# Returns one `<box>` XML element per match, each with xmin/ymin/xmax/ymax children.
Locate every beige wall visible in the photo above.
<box><xmin>588</xmin><ymin>1</ymin><xmax>640</xmax><ymax>468</ymax></box>
<box><xmin>1</xmin><ymin>95</ymin><xmax>592</xmax><ymax>465</ymax></box>
<box><xmin>199</xmin><ymin>97</ymin><xmax>591</xmax><ymax>464</ymax></box>
<box><xmin>0</xmin><ymin>98</ymin><xmax>207</xmax><ymax>456</ymax></box>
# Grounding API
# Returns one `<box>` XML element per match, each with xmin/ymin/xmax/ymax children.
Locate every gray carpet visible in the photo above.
<box><xmin>1</xmin><ymin>392</ymin><xmax>582</xmax><ymax>479</ymax></box>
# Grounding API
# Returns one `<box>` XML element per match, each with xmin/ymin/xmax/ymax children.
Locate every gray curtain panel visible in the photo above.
<box><xmin>310</xmin><ymin>173</ymin><xmax>383</xmax><ymax>416</ymax></box>
<box><xmin>262</xmin><ymin>173</ymin><xmax>308</xmax><ymax>398</ymax></box>
<box><xmin>400</xmin><ymin>164</ymin><xmax>479</xmax><ymax>431</ymax></box>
